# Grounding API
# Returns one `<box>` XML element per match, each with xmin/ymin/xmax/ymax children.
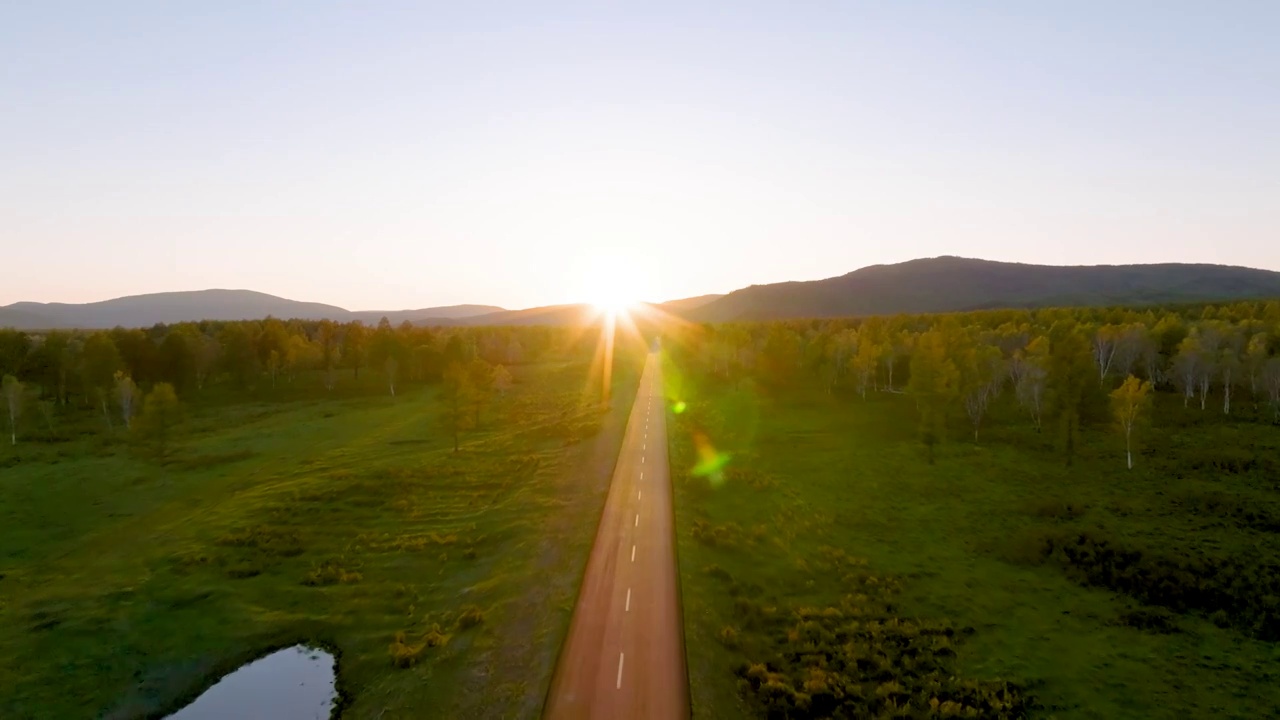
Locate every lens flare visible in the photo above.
<box><xmin>691</xmin><ymin>431</ymin><xmax>730</xmax><ymax>486</ymax></box>
<box><xmin>673</xmin><ymin>400</ymin><xmax>687</xmax><ymax>414</ymax></box>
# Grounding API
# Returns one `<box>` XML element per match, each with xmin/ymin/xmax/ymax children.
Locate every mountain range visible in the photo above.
<box><xmin>3</xmin><ymin>257</ymin><xmax>1280</xmax><ymax>330</ymax></box>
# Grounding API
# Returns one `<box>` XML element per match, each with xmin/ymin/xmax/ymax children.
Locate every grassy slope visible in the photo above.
<box><xmin>0</xmin><ymin>359</ymin><xmax>638</xmax><ymax>719</ymax></box>
<box><xmin>666</xmin><ymin>358</ymin><xmax>1280</xmax><ymax>720</ymax></box>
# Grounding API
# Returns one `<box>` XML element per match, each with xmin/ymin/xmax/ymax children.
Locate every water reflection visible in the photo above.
<box><xmin>165</xmin><ymin>645</ymin><xmax>335</xmax><ymax>720</ymax></box>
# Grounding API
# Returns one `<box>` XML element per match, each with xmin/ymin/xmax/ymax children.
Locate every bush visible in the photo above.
<box><xmin>456</xmin><ymin>605</ymin><xmax>485</xmax><ymax>630</ymax></box>
<box><xmin>389</xmin><ymin>624</ymin><xmax>451</xmax><ymax>668</ymax></box>
<box><xmin>1040</xmin><ymin>531</ymin><xmax>1280</xmax><ymax>640</ymax></box>
<box><xmin>303</xmin><ymin>559</ymin><xmax>362</xmax><ymax>586</ymax></box>
<box><xmin>729</xmin><ymin>566</ymin><xmax>1031</xmax><ymax>718</ymax></box>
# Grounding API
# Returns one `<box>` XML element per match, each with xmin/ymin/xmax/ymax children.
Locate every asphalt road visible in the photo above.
<box><xmin>544</xmin><ymin>352</ymin><xmax>689</xmax><ymax>720</ymax></box>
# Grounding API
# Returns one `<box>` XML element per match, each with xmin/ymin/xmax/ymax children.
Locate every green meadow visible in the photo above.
<box><xmin>0</xmin><ymin>358</ymin><xmax>638</xmax><ymax>719</ymax></box>
<box><xmin>665</xmin><ymin>357</ymin><xmax>1280</xmax><ymax>720</ymax></box>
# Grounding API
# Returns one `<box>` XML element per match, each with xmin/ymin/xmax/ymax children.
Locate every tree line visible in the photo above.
<box><xmin>0</xmin><ymin>317</ymin><xmax>575</xmax><ymax>448</ymax></box>
<box><xmin>664</xmin><ymin>299</ymin><xmax>1280</xmax><ymax>466</ymax></box>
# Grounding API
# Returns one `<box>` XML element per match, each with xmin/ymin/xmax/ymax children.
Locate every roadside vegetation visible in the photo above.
<box><xmin>0</xmin><ymin>318</ymin><xmax>642</xmax><ymax>719</ymax></box>
<box><xmin>665</xmin><ymin>300</ymin><xmax>1280</xmax><ymax>719</ymax></box>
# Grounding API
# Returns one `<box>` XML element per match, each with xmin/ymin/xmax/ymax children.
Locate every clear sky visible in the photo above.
<box><xmin>3</xmin><ymin>2</ymin><xmax>1277</xmax><ymax>310</ymax></box>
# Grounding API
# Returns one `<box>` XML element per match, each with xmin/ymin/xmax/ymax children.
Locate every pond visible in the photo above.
<box><xmin>165</xmin><ymin>645</ymin><xmax>336</xmax><ymax>720</ymax></box>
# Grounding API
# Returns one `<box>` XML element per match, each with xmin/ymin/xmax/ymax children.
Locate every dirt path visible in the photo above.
<box><xmin>544</xmin><ymin>353</ymin><xmax>689</xmax><ymax>719</ymax></box>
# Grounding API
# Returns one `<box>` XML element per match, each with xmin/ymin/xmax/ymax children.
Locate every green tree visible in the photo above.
<box><xmin>907</xmin><ymin>330</ymin><xmax>959</xmax><ymax>464</ymax></box>
<box><xmin>81</xmin><ymin>332</ymin><xmax>122</xmax><ymax>429</ymax></box>
<box><xmin>369</xmin><ymin>317</ymin><xmax>406</xmax><ymax>396</ymax></box>
<box><xmin>134</xmin><ymin>383</ymin><xmax>181</xmax><ymax>458</ymax></box>
<box><xmin>469</xmin><ymin>359</ymin><xmax>495</xmax><ymax>426</ymax></box>
<box><xmin>31</xmin><ymin>330</ymin><xmax>73</xmax><ymax>405</ymax></box>
<box><xmin>318</xmin><ymin>319</ymin><xmax>340</xmax><ymax>389</ymax></box>
<box><xmin>344</xmin><ymin>321</ymin><xmax>367</xmax><ymax>380</ymax></box>
<box><xmin>1110</xmin><ymin>375</ymin><xmax>1152</xmax><ymax>470</ymax></box>
<box><xmin>440</xmin><ymin>361</ymin><xmax>473</xmax><ymax>452</ymax></box>
<box><xmin>1046</xmin><ymin>324</ymin><xmax>1095</xmax><ymax>466</ymax></box>
<box><xmin>157</xmin><ymin>329</ymin><xmax>196</xmax><ymax>394</ymax></box>
<box><xmin>218</xmin><ymin>323</ymin><xmax>259</xmax><ymax>389</ymax></box>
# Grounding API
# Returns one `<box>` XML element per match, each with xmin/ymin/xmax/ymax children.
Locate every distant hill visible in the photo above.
<box><xmin>425</xmin><ymin>295</ymin><xmax>729</xmax><ymax>328</ymax></box>
<box><xmin>0</xmin><ymin>290</ymin><xmax>503</xmax><ymax>330</ymax></box>
<box><xmin>7</xmin><ymin>259</ymin><xmax>1278</xmax><ymax>331</ymax></box>
<box><xmin>686</xmin><ymin>257</ymin><xmax>1280</xmax><ymax>322</ymax></box>
<box><xmin>349</xmin><ymin>305</ymin><xmax>505</xmax><ymax>325</ymax></box>
<box><xmin>654</xmin><ymin>294</ymin><xmax>725</xmax><ymax>313</ymax></box>
<box><xmin>442</xmin><ymin>304</ymin><xmax>599</xmax><ymax>327</ymax></box>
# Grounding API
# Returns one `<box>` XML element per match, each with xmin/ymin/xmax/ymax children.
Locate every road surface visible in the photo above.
<box><xmin>544</xmin><ymin>353</ymin><xmax>689</xmax><ymax>720</ymax></box>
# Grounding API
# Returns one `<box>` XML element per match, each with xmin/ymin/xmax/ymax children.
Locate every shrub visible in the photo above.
<box><xmin>456</xmin><ymin>605</ymin><xmax>485</xmax><ymax>630</ymax></box>
<box><xmin>1041</xmin><ymin>531</ymin><xmax>1280</xmax><ymax>640</ymax></box>
<box><xmin>731</xmin><ymin>568</ymin><xmax>1032</xmax><ymax>718</ymax></box>
<box><xmin>389</xmin><ymin>624</ymin><xmax>451</xmax><ymax>668</ymax></box>
<box><xmin>304</xmin><ymin>559</ymin><xmax>362</xmax><ymax>586</ymax></box>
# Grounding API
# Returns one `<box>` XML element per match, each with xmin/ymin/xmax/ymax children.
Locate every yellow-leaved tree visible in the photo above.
<box><xmin>1110</xmin><ymin>375</ymin><xmax>1152</xmax><ymax>470</ymax></box>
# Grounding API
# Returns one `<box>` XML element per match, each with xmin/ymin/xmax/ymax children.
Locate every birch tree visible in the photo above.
<box><xmin>493</xmin><ymin>364</ymin><xmax>513</xmax><ymax>397</ymax></box>
<box><xmin>849</xmin><ymin>340</ymin><xmax>878</xmax><ymax>399</ymax></box>
<box><xmin>1015</xmin><ymin>336</ymin><xmax>1049</xmax><ymax>431</ymax></box>
<box><xmin>961</xmin><ymin>343</ymin><xmax>1003</xmax><ymax>441</ymax></box>
<box><xmin>880</xmin><ymin>332</ymin><xmax>907</xmax><ymax>391</ymax></box>
<box><xmin>1263</xmin><ymin>356</ymin><xmax>1280</xmax><ymax>421</ymax></box>
<box><xmin>1172</xmin><ymin>336</ymin><xmax>1202</xmax><ymax>408</ymax></box>
<box><xmin>1110</xmin><ymin>375</ymin><xmax>1152</xmax><ymax>470</ymax></box>
<box><xmin>1219</xmin><ymin>347</ymin><xmax>1241</xmax><ymax>414</ymax></box>
<box><xmin>1245</xmin><ymin>333</ymin><xmax>1268</xmax><ymax>401</ymax></box>
<box><xmin>1092</xmin><ymin>324</ymin><xmax>1121</xmax><ymax>384</ymax></box>
<box><xmin>2</xmin><ymin>374</ymin><xmax>23</xmax><ymax>445</ymax></box>
<box><xmin>385</xmin><ymin>357</ymin><xmax>399</xmax><ymax>397</ymax></box>
<box><xmin>114</xmin><ymin>371</ymin><xmax>138</xmax><ymax>429</ymax></box>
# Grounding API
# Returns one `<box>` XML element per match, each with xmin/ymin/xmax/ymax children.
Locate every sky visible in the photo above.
<box><xmin>3</xmin><ymin>2</ymin><xmax>1278</xmax><ymax>310</ymax></box>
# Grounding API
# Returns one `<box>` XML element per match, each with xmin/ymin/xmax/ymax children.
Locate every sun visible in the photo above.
<box><xmin>592</xmin><ymin>287</ymin><xmax>640</xmax><ymax>315</ymax></box>
<box><xmin>577</xmin><ymin>255</ymin><xmax>647</xmax><ymax>316</ymax></box>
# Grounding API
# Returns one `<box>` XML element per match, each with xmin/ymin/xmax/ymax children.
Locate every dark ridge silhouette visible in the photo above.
<box><xmin>5</xmin><ymin>259</ymin><xmax>1278</xmax><ymax>330</ymax></box>
<box><xmin>684</xmin><ymin>257</ymin><xmax>1280</xmax><ymax>322</ymax></box>
<box><xmin>0</xmin><ymin>290</ymin><xmax>502</xmax><ymax>330</ymax></box>
<box><xmin>654</xmin><ymin>293</ymin><xmax>725</xmax><ymax>313</ymax></box>
<box><xmin>421</xmin><ymin>295</ymin><xmax>727</xmax><ymax>328</ymax></box>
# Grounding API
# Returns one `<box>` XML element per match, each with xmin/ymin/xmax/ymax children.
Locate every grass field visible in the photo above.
<box><xmin>0</xmin><ymin>357</ymin><xmax>638</xmax><ymax>719</ymax></box>
<box><xmin>665</xmin><ymin>358</ymin><xmax>1280</xmax><ymax>719</ymax></box>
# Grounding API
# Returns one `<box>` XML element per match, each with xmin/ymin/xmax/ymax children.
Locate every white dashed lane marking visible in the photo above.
<box><xmin>626</xmin><ymin>588</ymin><xmax>631</xmax><ymax>612</ymax></box>
<box><xmin>631</xmin><ymin>545</ymin><xmax>636</xmax><ymax>562</ymax></box>
<box><xmin>616</xmin><ymin>652</ymin><xmax>625</xmax><ymax>689</ymax></box>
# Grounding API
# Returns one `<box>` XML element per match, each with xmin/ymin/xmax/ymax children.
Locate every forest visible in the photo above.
<box><xmin>4</xmin><ymin>298</ymin><xmax>1280</xmax><ymax>718</ymax></box>
<box><xmin>0</xmin><ymin>317</ymin><xmax>570</xmax><ymax>452</ymax></box>
<box><xmin>670</xmin><ymin>300</ymin><xmax>1280</xmax><ymax>459</ymax></box>
<box><xmin>662</xmin><ymin>299</ymin><xmax>1280</xmax><ymax>719</ymax></box>
<box><xmin>0</xmin><ymin>316</ymin><xmax>643</xmax><ymax>719</ymax></box>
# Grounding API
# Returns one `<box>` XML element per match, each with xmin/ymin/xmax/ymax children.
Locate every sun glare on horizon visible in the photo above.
<box><xmin>577</xmin><ymin>253</ymin><xmax>650</xmax><ymax>317</ymax></box>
